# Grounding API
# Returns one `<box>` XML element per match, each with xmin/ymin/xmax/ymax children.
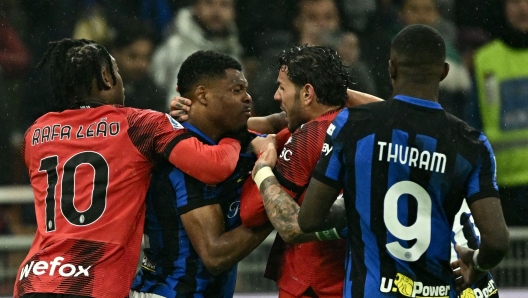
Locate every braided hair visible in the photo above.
<box><xmin>37</xmin><ymin>38</ymin><xmax>117</xmax><ymax>111</ymax></box>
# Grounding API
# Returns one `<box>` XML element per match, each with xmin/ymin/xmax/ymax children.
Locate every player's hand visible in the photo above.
<box><xmin>252</xmin><ymin>143</ymin><xmax>277</xmax><ymax>180</ymax></box>
<box><xmin>169</xmin><ymin>96</ymin><xmax>192</xmax><ymax>122</ymax></box>
<box><xmin>346</xmin><ymin>89</ymin><xmax>383</xmax><ymax>108</ymax></box>
<box><xmin>251</xmin><ymin>134</ymin><xmax>276</xmax><ymax>156</ymax></box>
<box><xmin>451</xmin><ymin>245</ymin><xmax>486</xmax><ymax>292</ymax></box>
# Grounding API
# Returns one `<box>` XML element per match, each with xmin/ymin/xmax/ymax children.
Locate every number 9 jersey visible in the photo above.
<box><xmin>15</xmin><ymin>105</ymin><xmax>240</xmax><ymax>298</ymax></box>
<box><xmin>312</xmin><ymin>95</ymin><xmax>500</xmax><ymax>298</ymax></box>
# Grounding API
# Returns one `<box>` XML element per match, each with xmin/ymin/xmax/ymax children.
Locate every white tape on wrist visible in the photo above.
<box><xmin>254</xmin><ymin>166</ymin><xmax>275</xmax><ymax>190</ymax></box>
<box><xmin>472</xmin><ymin>249</ymin><xmax>489</xmax><ymax>273</ymax></box>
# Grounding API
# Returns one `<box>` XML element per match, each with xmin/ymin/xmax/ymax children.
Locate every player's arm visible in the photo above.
<box><xmin>170</xmin><ymin>96</ymin><xmax>288</xmax><ymax>134</ymax></box>
<box><xmin>166</xmin><ymin>137</ymin><xmax>241</xmax><ymax>185</ymax></box>
<box><xmin>247</xmin><ymin>112</ymin><xmax>287</xmax><ymax>134</ymax></box>
<box><xmin>452</xmin><ymin>197</ymin><xmax>508</xmax><ymax>291</ymax></box>
<box><xmin>247</xmin><ymin>90</ymin><xmax>382</xmax><ymax>133</ymax></box>
<box><xmin>451</xmin><ymin>135</ymin><xmax>509</xmax><ymax>291</ymax></box>
<box><xmin>297</xmin><ymin>178</ymin><xmax>342</xmax><ymax>233</ymax></box>
<box><xmin>253</xmin><ymin>144</ymin><xmax>345</xmax><ymax>243</ymax></box>
<box><xmin>346</xmin><ymin>89</ymin><xmax>383</xmax><ymax>107</ymax></box>
<box><xmin>180</xmin><ymin>204</ymin><xmax>273</xmax><ymax>276</ymax></box>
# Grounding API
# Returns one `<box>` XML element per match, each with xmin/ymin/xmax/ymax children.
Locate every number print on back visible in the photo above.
<box><xmin>39</xmin><ymin>151</ymin><xmax>109</xmax><ymax>232</ymax></box>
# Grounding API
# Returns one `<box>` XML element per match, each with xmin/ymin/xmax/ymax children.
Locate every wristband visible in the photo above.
<box><xmin>472</xmin><ymin>249</ymin><xmax>489</xmax><ymax>273</ymax></box>
<box><xmin>315</xmin><ymin>228</ymin><xmax>341</xmax><ymax>241</ymax></box>
<box><xmin>254</xmin><ymin>166</ymin><xmax>275</xmax><ymax>190</ymax></box>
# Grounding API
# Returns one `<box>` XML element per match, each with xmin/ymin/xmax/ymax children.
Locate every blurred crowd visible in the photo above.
<box><xmin>0</xmin><ymin>0</ymin><xmax>527</xmax><ymax>236</ymax></box>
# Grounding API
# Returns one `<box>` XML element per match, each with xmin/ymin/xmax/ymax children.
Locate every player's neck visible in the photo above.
<box><xmin>392</xmin><ymin>82</ymin><xmax>440</xmax><ymax>103</ymax></box>
<box><xmin>186</xmin><ymin>117</ymin><xmax>223</xmax><ymax>143</ymax></box>
<box><xmin>310</xmin><ymin>103</ymin><xmax>342</xmax><ymax>120</ymax></box>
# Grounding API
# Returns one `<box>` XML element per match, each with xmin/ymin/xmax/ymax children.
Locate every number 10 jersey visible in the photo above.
<box><xmin>15</xmin><ymin>105</ymin><xmax>239</xmax><ymax>298</ymax></box>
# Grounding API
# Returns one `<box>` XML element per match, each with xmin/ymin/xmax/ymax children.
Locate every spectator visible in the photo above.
<box><xmin>0</xmin><ymin>2</ymin><xmax>30</xmax><ymax>185</ymax></box>
<box><xmin>151</xmin><ymin>0</ymin><xmax>243</xmax><ymax>105</ymax></box>
<box><xmin>397</xmin><ymin>0</ymin><xmax>471</xmax><ymax>119</ymax></box>
<box><xmin>107</xmin><ymin>20</ymin><xmax>167</xmax><ymax>112</ymax></box>
<box><xmin>473</xmin><ymin>0</ymin><xmax>528</xmax><ymax>226</ymax></box>
<box><xmin>251</xmin><ymin>0</ymin><xmax>377</xmax><ymax>116</ymax></box>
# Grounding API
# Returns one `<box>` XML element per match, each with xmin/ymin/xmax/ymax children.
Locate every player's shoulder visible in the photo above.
<box><xmin>339</xmin><ymin>100</ymin><xmax>387</xmax><ymax>123</ymax></box>
<box><xmin>125</xmin><ymin>107</ymin><xmax>183</xmax><ymax>128</ymax></box>
<box><xmin>446</xmin><ymin>112</ymin><xmax>485</xmax><ymax>143</ymax></box>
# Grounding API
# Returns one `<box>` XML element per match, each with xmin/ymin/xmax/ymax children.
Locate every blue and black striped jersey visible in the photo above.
<box><xmin>312</xmin><ymin>95</ymin><xmax>500</xmax><ymax>298</ymax></box>
<box><xmin>131</xmin><ymin>122</ymin><xmax>255</xmax><ymax>298</ymax></box>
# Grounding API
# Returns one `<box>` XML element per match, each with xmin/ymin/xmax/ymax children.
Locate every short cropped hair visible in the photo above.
<box><xmin>391</xmin><ymin>24</ymin><xmax>446</xmax><ymax>68</ymax></box>
<box><xmin>276</xmin><ymin>45</ymin><xmax>351</xmax><ymax>107</ymax></box>
<box><xmin>177</xmin><ymin>50</ymin><xmax>243</xmax><ymax>97</ymax></box>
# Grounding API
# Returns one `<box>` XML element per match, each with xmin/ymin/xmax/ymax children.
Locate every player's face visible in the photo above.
<box><xmin>208</xmin><ymin>68</ymin><xmax>252</xmax><ymax>132</ymax></box>
<box><xmin>194</xmin><ymin>0</ymin><xmax>235</xmax><ymax>34</ymax></box>
<box><xmin>274</xmin><ymin>68</ymin><xmax>305</xmax><ymax>132</ymax></box>
<box><xmin>296</xmin><ymin>0</ymin><xmax>340</xmax><ymax>35</ymax></box>
<box><xmin>400</xmin><ymin>0</ymin><xmax>439</xmax><ymax>26</ymax></box>
<box><xmin>111</xmin><ymin>39</ymin><xmax>153</xmax><ymax>82</ymax></box>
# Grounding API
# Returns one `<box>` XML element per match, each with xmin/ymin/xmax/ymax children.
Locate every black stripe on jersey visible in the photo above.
<box><xmin>275</xmin><ymin>170</ymin><xmax>307</xmax><ymax>195</ymax></box>
<box><xmin>162</xmin><ymin>132</ymin><xmax>193</xmax><ymax>160</ymax></box>
<box><xmin>148</xmin><ymin>163</ymin><xmax>182</xmax><ymax>273</ymax></box>
<box><xmin>364</xmin><ymin>116</ymin><xmax>398</xmax><ymax>288</ymax></box>
<box><xmin>174</xmin><ymin>253</ymin><xmax>200</xmax><ymax>297</ymax></box>
<box><xmin>148</xmin><ymin>162</ymin><xmax>203</xmax><ymax>295</ymax></box>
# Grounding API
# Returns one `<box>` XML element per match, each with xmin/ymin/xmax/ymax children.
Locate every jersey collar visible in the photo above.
<box><xmin>181</xmin><ymin>122</ymin><xmax>216</xmax><ymax>145</ymax></box>
<box><xmin>394</xmin><ymin>95</ymin><xmax>443</xmax><ymax>110</ymax></box>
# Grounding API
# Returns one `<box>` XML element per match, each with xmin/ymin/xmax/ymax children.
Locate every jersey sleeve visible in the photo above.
<box><xmin>465</xmin><ymin>133</ymin><xmax>500</xmax><ymax>204</ymax></box>
<box><xmin>127</xmin><ymin>109</ymin><xmax>240</xmax><ymax>185</ymax></box>
<box><xmin>311</xmin><ymin>110</ymin><xmax>348</xmax><ymax>190</ymax></box>
<box><xmin>240</xmin><ymin>129</ymin><xmax>293</xmax><ymax>228</ymax></box>
<box><xmin>167</xmin><ymin>137</ymin><xmax>240</xmax><ymax>185</ymax></box>
<box><xmin>240</xmin><ymin>178</ymin><xmax>269</xmax><ymax>228</ymax></box>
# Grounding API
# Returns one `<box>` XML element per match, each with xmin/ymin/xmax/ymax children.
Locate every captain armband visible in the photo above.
<box><xmin>254</xmin><ymin>166</ymin><xmax>275</xmax><ymax>190</ymax></box>
<box><xmin>315</xmin><ymin>228</ymin><xmax>341</xmax><ymax>241</ymax></box>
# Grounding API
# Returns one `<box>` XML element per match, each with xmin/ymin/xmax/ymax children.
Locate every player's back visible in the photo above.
<box><xmin>16</xmin><ymin>105</ymin><xmax>171</xmax><ymax>297</ymax></box>
<box><xmin>326</xmin><ymin>95</ymin><xmax>497</xmax><ymax>297</ymax></box>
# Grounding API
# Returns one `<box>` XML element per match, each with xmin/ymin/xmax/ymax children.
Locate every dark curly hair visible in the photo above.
<box><xmin>37</xmin><ymin>38</ymin><xmax>117</xmax><ymax>111</ymax></box>
<box><xmin>276</xmin><ymin>45</ymin><xmax>351</xmax><ymax>107</ymax></box>
<box><xmin>177</xmin><ymin>50</ymin><xmax>243</xmax><ymax>97</ymax></box>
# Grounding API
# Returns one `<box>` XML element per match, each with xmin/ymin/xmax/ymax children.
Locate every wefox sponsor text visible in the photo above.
<box><xmin>19</xmin><ymin>256</ymin><xmax>92</xmax><ymax>280</ymax></box>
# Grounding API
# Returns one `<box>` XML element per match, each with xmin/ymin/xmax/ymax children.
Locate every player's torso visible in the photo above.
<box><xmin>271</xmin><ymin>110</ymin><xmax>347</xmax><ymax>294</ymax></box>
<box><xmin>18</xmin><ymin>106</ymin><xmax>153</xmax><ymax>297</ymax></box>
<box><xmin>337</xmin><ymin>99</ymin><xmax>483</xmax><ymax>297</ymax></box>
<box><xmin>134</xmin><ymin>131</ymin><xmax>254</xmax><ymax>297</ymax></box>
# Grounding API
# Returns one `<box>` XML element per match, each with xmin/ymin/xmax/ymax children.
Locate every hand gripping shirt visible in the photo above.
<box><xmin>240</xmin><ymin>109</ymin><xmax>346</xmax><ymax>297</ymax></box>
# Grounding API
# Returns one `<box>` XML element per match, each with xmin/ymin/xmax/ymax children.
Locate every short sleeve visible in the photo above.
<box><xmin>311</xmin><ymin>109</ymin><xmax>350</xmax><ymax>190</ymax></box>
<box><xmin>465</xmin><ymin>133</ymin><xmax>500</xmax><ymax>204</ymax></box>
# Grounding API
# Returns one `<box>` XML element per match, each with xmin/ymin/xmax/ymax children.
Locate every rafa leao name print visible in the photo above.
<box><xmin>31</xmin><ymin>118</ymin><xmax>120</xmax><ymax>146</ymax></box>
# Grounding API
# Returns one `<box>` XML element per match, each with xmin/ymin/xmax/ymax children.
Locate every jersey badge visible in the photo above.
<box><xmin>165</xmin><ymin>114</ymin><xmax>184</xmax><ymax>130</ymax></box>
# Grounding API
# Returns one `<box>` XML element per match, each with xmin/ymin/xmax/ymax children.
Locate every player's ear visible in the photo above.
<box><xmin>440</xmin><ymin>62</ymin><xmax>450</xmax><ymax>82</ymax></box>
<box><xmin>100</xmin><ymin>65</ymin><xmax>113</xmax><ymax>90</ymax></box>
<box><xmin>195</xmin><ymin>86</ymin><xmax>207</xmax><ymax>105</ymax></box>
<box><xmin>303</xmin><ymin>83</ymin><xmax>315</xmax><ymax>105</ymax></box>
<box><xmin>388</xmin><ymin>60</ymin><xmax>397</xmax><ymax>80</ymax></box>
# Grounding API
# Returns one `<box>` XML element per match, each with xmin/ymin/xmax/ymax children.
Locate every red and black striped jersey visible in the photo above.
<box><xmin>15</xmin><ymin>105</ymin><xmax>240</xmax><ymax>298</ymax></box>
<box><xmin>240</xmin><ymin>109</ymin><xmax>346</xmax><ymax>296</ymax></box>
